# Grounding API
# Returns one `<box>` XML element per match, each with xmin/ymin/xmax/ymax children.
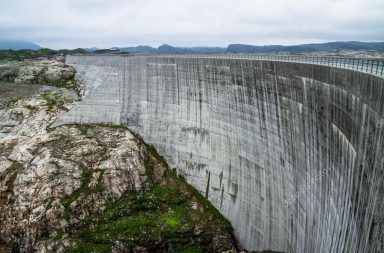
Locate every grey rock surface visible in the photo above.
<box><xmin>0</xmin><ymin>96</ymin><xmax>148</xmax><ymax>252</ymax></box>
<box><xmin>55</xmin><ymin>55</ymin><xmax>384</xmax><ymax>253</ymax></box>
<box><xmin>0</xmin><ymin>60</ymin><xmax>75</xmax><ymax>87</ymax></box>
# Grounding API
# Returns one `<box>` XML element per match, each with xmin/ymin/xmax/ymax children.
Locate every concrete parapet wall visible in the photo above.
<box><xmin>55</xmin><ymin>55</ymin><xmax>384</xmax><ymax>253</ymax></box>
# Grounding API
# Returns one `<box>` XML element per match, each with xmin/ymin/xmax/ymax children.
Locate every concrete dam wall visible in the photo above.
<box><xmin>54</xmin><ymin>55</ymin><xmax>384</xmax><ymax>253</ymax></box>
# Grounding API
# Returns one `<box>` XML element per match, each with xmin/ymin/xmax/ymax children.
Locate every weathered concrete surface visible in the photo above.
<box><xmin>54</xmin><ymin>56</ymin><xmax>121</xmax><ymax>125</ymax></box>
<box><xmin>54</xmin><ymin>55</ymin><xmax>384</xmax><ymax>253</ymax></box>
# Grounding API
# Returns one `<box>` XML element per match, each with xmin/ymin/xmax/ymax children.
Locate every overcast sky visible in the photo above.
<box><xmin>0</xmin><ymin>0</ymin><xmax>383</xmax><ymax>49</ymax></box>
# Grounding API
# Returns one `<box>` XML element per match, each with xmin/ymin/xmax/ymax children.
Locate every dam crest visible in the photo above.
<box><xmin>54</xmin><ymin>54</ymin><xmax>384</xmax><ymax>253</ymax></box>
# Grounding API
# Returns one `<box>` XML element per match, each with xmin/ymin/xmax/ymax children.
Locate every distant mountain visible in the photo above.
<box><xmin>83</xmin><ymin>47</ymin><xmax>99</xmax><ymax>52</ymax></box>
<box><xmin>118</xmin><ymin>45</ymin><xmax>157</xmax><ymax>53</ymax></box>
<box><xmin>58</xmin><ymin>48</ymin><xmax>87</xmax><ymax>54</ymax></box>
<box><xmin>0</xmin><ymin>40</ymin><xmax>41</xmax><ymax>50</ymax></box>
<box><xmin>96</xmin><ymin>44</ymin><xmax>227</xmax><ymax>54</ymax></box>
<box><xmin>158</xmin><ymin>44</ymin><xmax>226</xmax><ymax>53</ymax></box>
<box><xmin>227</xmin><ymin>41</ymin><xmax>384</xmax><ymax>52</ymax></box>
<box><xmin>188</xmin><ymin>47</ymin><xmax>227</xmax><ymax>53</ymax></box>
<box><xmin>227</xmin><ymin>44</ymin><xmax>284</xmax><ymax>52</ymax></box>
<box><xmin>158</xmin><ymin>44</ymin><xmax>181</xmax><ymax>53</ymax></box>
<box><xmin>82</xmin><ymin>41</ymin><xmax>384</xmax><ymax>54</ymax></box>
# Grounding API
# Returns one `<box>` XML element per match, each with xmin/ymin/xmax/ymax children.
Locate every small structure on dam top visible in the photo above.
<box><xmin>53</xmin><ymin>54</ymin><xmax>384</xmax><ymax>253</ymax></box>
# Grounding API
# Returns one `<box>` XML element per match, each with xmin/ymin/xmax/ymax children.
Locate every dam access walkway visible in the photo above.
<box><xmin>130</xmin><ymin>53</ymin><xmax>384</xmax><ymax>77</ymax></box>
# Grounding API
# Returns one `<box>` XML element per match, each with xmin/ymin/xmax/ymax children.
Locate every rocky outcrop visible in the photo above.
<box><xmin>0</xmin><ymin>79</ymin><xmax>237</xmax><ymax>252</ymax></box>
<box><xmin>0</xmin><ymin>60</ymin><xmax>75</xmax><ymax>87</ymax></box>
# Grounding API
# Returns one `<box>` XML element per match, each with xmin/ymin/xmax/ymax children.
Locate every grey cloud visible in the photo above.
<box><xmin>0</xmin><ymin>0</ymin><xmax>382</xmax><ymax>49</ymax></box>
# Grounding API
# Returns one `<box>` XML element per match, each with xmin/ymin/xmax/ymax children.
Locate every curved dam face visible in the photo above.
<box><xmin>55</xmin><ymin>55</ymin><xmax>384</xmax><ymax>252</ymax></box>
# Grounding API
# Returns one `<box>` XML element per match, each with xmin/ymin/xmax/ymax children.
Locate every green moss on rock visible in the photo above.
<box><xmin>14</xmin><ymin>124</ymin><xmax>238</xmax><ymax>252</ymax></box>
<box><xmin>56</xmin><ymin>127</ymin><xmax>237</xmax><ymax>252</ymax></box>
<box><xmin>60</xmin><ymin>164</ymin><xmax>104</xmax><ymax>221</ymax></box>
<box><xmin>41</xmin><ymin>91</ymin><xmax>65</xmax><ymax>109</ymax></box>
<box><xmin>5</xmin><ymin>162</ymin><xmax>23</xmax><ymax>174</ymax></box>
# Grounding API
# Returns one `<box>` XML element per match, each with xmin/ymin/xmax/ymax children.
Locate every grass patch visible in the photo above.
<box><xmin>175</xmin><ymin>172</ymin><xmax>233</xmax><ymax>232</ymax></box>
<box><xmin>45</xmin><ymin>199</ymin><xmax>54</xmax><ymax>211</ymax></box>
<box><xmin>76</xmin><ymin>125</ymin><xmax>90</xmax><ymax>136</ymax></box>
<box><xmin>172</xmin><ymin>245</ymin><xmax>199</xmax><ymax>253</ymax></box>
<box><xmin>100</xmin><ymin>153</ymin><xmax>110</xmax><ymax>161</ymax></box>
<box><xmin>41</xmin><ymin>91</ymin><xmax>64</xmax><ymax>109</ymax></box>
<box><xmin>145</xmin><ymin>143</ymin><xmax>168</xmax><ymax>168</ymax></box>
<box><xmin>5</xmin><ymin>162</ymin><xmax>23</xmax><ymax>174</ymax></box>
<box><xmin>163</xmin><ymin>215</ymin><xmax>182</xmax><ymax>229</ymax></box>
<box><xmin>144</xmin><ymin>156</ymin><xmax>154</xmax><ymax>183</ymax></box>
<box><xmin>65</xmin><ymin>169</ymin><xmax>233</xmax><ymax>252</ymax></box>
<box><xmin>60</xmin><ymin>163</ymin><xmax>103</xmax><ymax>221</ymax></box>
<box><xmin>66</xmin><ymin>241</ymin><xmax>113</xmax><ymax>253</ymax></box>
<box><xmin>23</xmin><ymin>104</ymin><xmax>37</xmax><ymax>110</ymax></box>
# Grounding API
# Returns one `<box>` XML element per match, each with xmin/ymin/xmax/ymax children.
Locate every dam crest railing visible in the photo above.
<box><xmin>68</xmin><ymin>53</ymin><xmax>384</xmax><ymax>77</ymax></box>
<box><xmin>127</xmin><ymin>53</ymin><xmax>384</xmax><ymax>77</ymax></box>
